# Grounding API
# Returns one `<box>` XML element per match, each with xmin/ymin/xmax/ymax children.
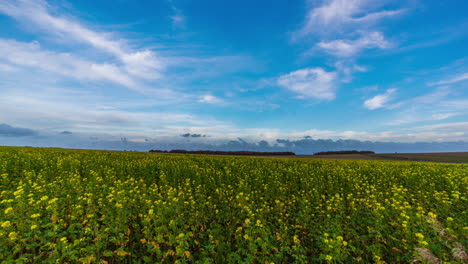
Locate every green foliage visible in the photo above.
<box><xmin>0</xmin><ymin>147</ymin><xmax>467</xmax><ymax>263</ymax></box>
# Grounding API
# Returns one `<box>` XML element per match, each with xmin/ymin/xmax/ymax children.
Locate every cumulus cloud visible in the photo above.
<box><xmin>277</xmin><ymin>68</ymin><xmax>337</xmax><ymax>100</ymax></box>
<box><xmin>0</xmin><ymin>123</ymin><xmax>38</xmax><ymax>137</ymax></box>
<box><xmin>363</xmin><ymin>88</ymin><xmax>397</xmax><ymax>110</ymax></box>
<box><xmin>317</xmin><ymin>31</ymin><xmax>391</xmax><ymax>57</ymax></box>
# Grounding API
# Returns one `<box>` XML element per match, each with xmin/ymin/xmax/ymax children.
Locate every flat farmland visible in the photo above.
<box><xmin>0</xmin><ymin>147</ymin><xmax>466</xmax><ymax>263</ymax></box>
<box><xmin>292</xmin><ymin>152</ymin><xmax>468</xmax><ymax>163</ymax></box>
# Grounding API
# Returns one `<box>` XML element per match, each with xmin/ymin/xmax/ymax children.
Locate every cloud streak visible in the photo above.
<box><xmin>0</xmin><ymin>39</ymin><xmax>138</xmax><ymax>88</ymax></box>
<box><xmin>0</xmin><ymin>0</ymin><xmax>165</xmax><ymax>80</ymax></box>
<box><xmin>317</xmin><ymin>31</ymin><xmax>391</xmax><ymax>57</ymax></box>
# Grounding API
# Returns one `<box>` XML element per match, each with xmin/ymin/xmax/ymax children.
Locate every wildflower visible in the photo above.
<box><xmin>115</xmin><ymin>203</ymin><xmax>123</xmax><ymax>208</ymax></box>
<box><xmin>31</xmin><ymin>225</ymin><xmax>38</xmax><ymax>230</ymax></box>
<box><xmin>59</xmin><ymin>237</ymin><xmax>67</xmax><ymax>242</ymax></box>
<box><xmin>447</xmin><ymin>217</ymin><xmax>454</xmax><ymax>221</ymax></box>
<box><xmin>1</xmin><ymin>221</ymin><xmax>11</xmax><ymax>228</ymax></box>
<box><xmin>31</xmin><ymin>213</ymin><xmax>41</xmax><ymax>218</ymax></box>
<box><xmin>4</xmin><ymin>207</ymin><xmax>13</xmax><ymax>214</ymax></box>
<box><xmin>8</xmin><ymin>231</ymin><xmax>18</xmax><ymax>240</ymax></box>
<box><xmin>415</xmin><ymin>233</ymin><xmax>424</xmax><ymax>239</ymax></box>
<box><xmin>293</xmin><ymin>235</ymin><xmax>300</xmax><ymax>244</ymax></box>
<box><xmin>336</xmin><ymin>236</ymin><xmax>343</xmax><ymax>241</ymax></box>
<box><xmin>243</xmin><ymin>234</ymin><xmax>249</xmax><ymax>240</ymax></box>
<box><xmin>244</xmin><ymin>218</ymin><xmax>250</xmax><ymax>225</ymax></box>
<box><xmin>148</xmin><ymin>209</ymin><xmax>154</xmax><ymax>215</ymax></box>
<box><xmin>342</xmin><ymin>241</ymin><xmax>348</xmax><ymax>246</ymax></box>
<box><xmin>177</xmin><ymin>233</ymin><xmax>185</xmax><ymax>239</ymax></box>
<box><xmin>325</xmin><ymin>255</ymin><xmax>333</xmax><ymax>261</ymax></box>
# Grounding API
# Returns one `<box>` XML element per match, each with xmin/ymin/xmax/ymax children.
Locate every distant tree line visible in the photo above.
<box><xmin>313</xmin><ymin>150</ymin><xmax>375</xmax><ymax>155</ymax></box>
<box><xmin>149</xmin><ymin>149</ymin><xmax>296</xmax><ymax>156</ymax></box>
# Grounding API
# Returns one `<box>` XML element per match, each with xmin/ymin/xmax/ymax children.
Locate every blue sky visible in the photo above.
<box><xmin>0</xmin><ymin>0</ymin><xmax>467</xmax><ymax>151</ymax></box>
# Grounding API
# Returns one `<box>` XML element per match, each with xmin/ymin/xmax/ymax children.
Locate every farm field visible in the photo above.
<box><xmin>292</xmin><ymin>152</ymin><xmax>468</xmax><ymax>163</ymax></box>
<box><xmin>0</xmin><ymin>147</ymin><xmax>467</xmax><ymax>263</ymax></box>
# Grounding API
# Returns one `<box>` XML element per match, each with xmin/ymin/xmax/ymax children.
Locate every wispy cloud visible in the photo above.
<box><xmin>412</xmin><ymin>122</ymin><xmax>468</xmax><ymax>132</ymax></box>
<box><xmin>317</xmin><ymin>31</ymin><xmax>391</xmax><ymax>57</ymax></box>
<box><xmin>363</xmin><ymin>88</ymin><xmax>397</xmax><ymax>110</ymax></box>
<box><xmin>295</xmin><ymin>0</ymin><xmax>405</xmax><ymax>37</ymax></box>
<box><xmin>428</xmin><ymin>72</ymin><xmax>468</xmax><ymax>86</ymax></box>
<box><xmin>0</xmin><ymin>39</ymin><xmax>138</xmax><ymax>88</ymax></box>
<box><xmin>0</xmin><ymin>0</ymin><xmax>165</xmax><ymax>80</ymax></box>
<box><xmin>277</xmin><ymin>68</ymin><xmax>337</xmax><ymax>100</ymax></box>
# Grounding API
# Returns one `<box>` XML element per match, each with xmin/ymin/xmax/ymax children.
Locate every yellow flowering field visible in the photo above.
<box><xmin>0</xmin><ymin>147</ymin><xmax>467</xmax><ymax>263</ymax></box>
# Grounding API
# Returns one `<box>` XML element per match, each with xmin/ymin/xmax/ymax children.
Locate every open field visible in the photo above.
<box><xmin>291</xmin><ymin>152</ymin><xmax>468</xmax><ymax>163</ymax></box>
<box><xmin>0</xmin><ymin>147</ymin><xmax>467</xmax><ymax>263</ymax></box>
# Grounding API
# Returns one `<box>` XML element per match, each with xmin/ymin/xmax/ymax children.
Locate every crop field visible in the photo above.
<box><xmin>0</xmin><ymin>147</ymin><xmax>467</xmax><ymax>263</ymax></box>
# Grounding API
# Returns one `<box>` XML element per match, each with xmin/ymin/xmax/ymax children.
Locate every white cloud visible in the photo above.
<box><xmin>296</xmin><ymin>0</ymin><xmax>404</xmax><ymax>37</ymax></box>
<box><xmin>0</xmin><ymin>89</ymin><xmax>220</xmax><ymax>134</ymax></box>
<box><xmin>171</xmin><ymin>14</ymin><xmax>185</xmax><ymax>28</ymax></box>
<box><xmin>413</xmin><ymin>122</ymin><xmax>468</xmax><ymax>132</ymax></box>
<box><xmin>431</xmin><ymin>113</ymin><xmax>461</xmax><ymax>121</ymax></box>
<box><xmin>198</xmin><ymin>95</ymin><xmax>223</xmax><ymax>104</ymax></box>
<box><xmin>277</xmin><ymin>68</ymin><xmax>337</xmax><ymax>100</ymax></box>
<box><xmin>363</xmin><ymin>88</ymin><xmax>397</xmax><ymax>110</ymax></box>
<box><xmin>428</xmin><ymin>72</ymin><xmax>468</xmax><ymax>86</ymax></box>
<box><xmin>0</xmin><ymin>0</ymin><xmax>164</xmax><ymax>80</ymax></box>
<box><xmin>0</xmin><ymin>62</ymin><xmax>17</xmax><ymax>72</ymax></box>
<box><xmin>317</xmin><ymin>31</ymin><xmax>391</xmax><ymax>57</ymax></box>
<box><xmin>334</xmin><ymin>61</ymin><xmax>368</xmax><ymax>83</ymax></box>
<box><xmin>0</xmin><ymin>39</ymin><xmax>138</xmax><ymax>88</ymax></box>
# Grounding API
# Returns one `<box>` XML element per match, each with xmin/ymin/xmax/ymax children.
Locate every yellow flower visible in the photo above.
<box><xmin>342</xmin><ymin>241</ymin><xmax>348</xmax><ymax>246</ymax></box>
<box><xmin>447</xmin><ymin>217</ymin><xmax>454</xmax><ymax>221</ymax></box>
<box><xmin>1</xmin><ymin>221</ymin><xmax>11</xmax><ymax>228</ymax></box>
<box><xmin>293</xmin><ymin>235</ymin><xmax>300</xmax><ymax>244</ymax></box>
<box><xmin>244</xmin><ymin>218</ymin><xmax>250</xmax><ymax>225</ymax></box>
<box><xmin>415</xmin><ymin>233</ymin><xmax>424</xmax><ymax>239</ymax></box>
<box><xmin>31</xmin><ymin>213</ymin><xmax>41</xmax><ymax>218</ymax></box>
<box><xmin>325</xmin><ymin>255</ymin><xmax>333</xmax><ymax>261</ymax></box>
<box><xmin>31</xmin><ymin>225</ymin><xmax>38</xmax><ymax>230</ymax></box>
<box><xmin>4</xmin><ymin>207</ymin><xmax>13</xmax><ymax>214</ymax></box>
<box><xmin>148</xmin><ymin>209</ymin><xmax>154</xmax><ymax>215</ymax></box>
<box><xmin>243</xmin><ymin>234</ymin><xmax>249</xmax><ymax>240</ymax></box>
<box><xmin>8</xmin><ymin>231</ymin><xmax>18</xmax><ymax>240</ymax></box>
<box><xmin>336</xmin><ymin>235</ymin><xmax>343</xmax><ymax>241</ymax></box>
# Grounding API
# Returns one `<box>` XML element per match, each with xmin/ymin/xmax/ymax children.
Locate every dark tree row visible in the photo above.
<box><xmin>149</xmin><ymin>149</ymin><xmax>296</xmax><ymax>156</ymax></box>
<box><xmin>313</xmin><ymin>150</ymin><xmax>375</xmax><ymax>155</ymax></box>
